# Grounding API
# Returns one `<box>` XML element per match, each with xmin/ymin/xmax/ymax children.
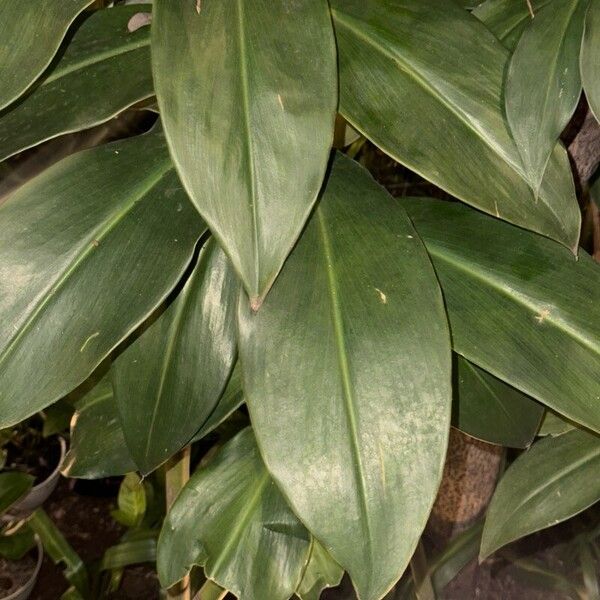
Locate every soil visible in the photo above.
<box><xmin>4</xmin><ymin>429</ymin><xmax>62</xmax><ymax>485</ymax></box>
<box><xmin>0</xmin><ymin>553</ymin><xmax>36</xmax><ymax>599</ymax></box>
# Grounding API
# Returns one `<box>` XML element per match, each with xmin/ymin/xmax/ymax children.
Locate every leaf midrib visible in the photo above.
<box><xmin>0</xmin><ymin>160</ymin><xmax>172</xmax><ymax>372</ymax></box>
<box><xmin>316</xmin><ymin>208</ymin><xmax>374</xmax><ymax>571</ymax></box>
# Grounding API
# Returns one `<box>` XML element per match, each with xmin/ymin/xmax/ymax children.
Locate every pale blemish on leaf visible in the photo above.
<box><xmin>277</xmin><ymin>94</ymin><xmax>284</xmax><ymax>110</ymax></box>
<box><xmin>80</xmin><ymin>331</ymin><xmax>100</xmax><ymax>352</ymax></box>
<box><xmin>535</xmin><ymin>308</ymin><xmax>550</xmax><ymax>324</ymax></box>
<box><xmin>374</xmin><ymin>287</ymin><xmax>387</xmax><ymax>304</ymax></box>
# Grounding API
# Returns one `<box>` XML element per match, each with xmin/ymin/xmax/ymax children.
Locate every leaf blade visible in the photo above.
<box><xmin>581</xmin><ymin>1</ymin><xmax>600</xmax><ymax>122</ymax></box>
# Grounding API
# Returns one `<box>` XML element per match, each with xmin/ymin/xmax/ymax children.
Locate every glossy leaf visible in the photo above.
<box><xmin>481</xmin><ymin>429</ymin><xmax>600</xmax><ymax>558</ymax></box>
<box><xmin>238</xmin><ymin>154</ymin><xmax>451</xmax><ymax>600</ymax></box>
<box><xmin>0</xmin><ymin>0</ymin><xmax>93</xmax><ymax>111</ymax></box>
<box><xmin>0</xmin><ymin>127</ymin><xmax>204</xmax><ymax>428</ymax></box>
<box><xmin>113</xmin><ymin>239</ymin><xmax>238</xmax><ymax>474</ymax></box>
<box><xmin>473</xmin><ymin>0</ymin><xmax>555</xmax><ymax>50</ymax></box>
<box><xmin>505</xmin><ymin>0</ymin><xmax>588</xmax><ymax>193</ymax></box>
<box><xmin>62</xmin><ymin>375</ymin><xmax>137</xmax><ymax>479</ymax></box>
<box><xmin>581</xmin><ymin>1</ymin><xmax>600</xmax><ymax>122</ymax></box>
<box><xmin>152</xmin><ymin>0</ymin><xmax>337</xmax><ymax>304</ymax></box>
<box><xmin>454</xmin><ymin>356</ymin><xmax>544</xmax><ymax>448</ymax></box>
<box><xmin>0</xmin><ymin>4</ymin><xmax>153</xmax><ymax>162</ymax></box>
<box><xmin>331</xmin><ymin>0</ymin><xmax>580</xmax><ymax>251</ymax></box>
<box><xmin>0</xmin><ymin>472</ymin><xmax>34</xmax><ymax>515</ymax></box>
<box><xmin>157</xmin><ymin>428</ymin><xmax>311</xmax><ymax>600</ymax></box>
<box><xmin>404</xmin><ymin>198</ymin><xmax>600</xmax><ymax>433</ymax></box>
<box><xmin>296</xmin><ymin>540</ymin><xmax>344</xmax><ymax>600</ymax></box>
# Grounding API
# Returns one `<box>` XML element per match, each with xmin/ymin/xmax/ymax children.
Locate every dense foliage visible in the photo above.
<box><xmin>0</xmin><ymin>0</ymin><xmax>599</xmax><ymax>598</ymax></box>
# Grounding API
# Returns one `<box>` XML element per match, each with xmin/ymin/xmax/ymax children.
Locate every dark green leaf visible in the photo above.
<box><xmin>29</xmin><ymin>508</ymin><xmax>89</xmax><ymax>595</ymax></box>
<box><xmin>62</xmin><ymin>375</ymin><xmax>137</xmax><ymax>479</ymax></box>
<box><xmin>158</xmin><ymin>428</ymin><xmax>310</xmax><ymax>600</ymax></box>
<box><xmin>0</xmin><ymin>5</ymin><xmax>153</xmax><ymax>162</ymax></box>
<box><xmin>296</xmin><ymin>540</ymin><xmax>344</xmax><ymax>600</ymax></box>
<box><xmin>0</xmin><ymin>127</ymin><xmax>205</xmax><ymax>427</ymax></box>
<box><xmin>481</xmin><ymin>429</ymin><xmax>600</xmax><ymax>558</ymax></box>
<box><xmin>0</xmin><ymin>472</ymin><xmax>34</xmax><ymax>515</ymax></box>
<box><xmin>238</xmin><ymin>154</ymin><xmax>451</xmax><ymax>600</ymax></box>
<box><xmin>454</xmin><ymin>356</ymin><xmax>544</xmax><ymax>448</ymax></box>
<box><xmin>538</xmin><ymin>410</ymin><xmax>577</xmax><ymax>437</ymax></box>
<box><xmin>505</xmin><ymin>0</ymin><xmax>588</xmax><ymax>193</ymax></box>
<box><xmin>152</xmin><ymin>0</ymin><xmax>337</xmax><ymax>304</ymax></box>
<box><xmin>0</xmin><ymin>527</ymin><xmax>36</xmax><ymax>561</ymax></box>
<box><xmin>42</xmin><ymin>400</ymin><xmax>74</xmax><ymax>438</ymax></box>
<box><xmin>0</xmin><ymin>0</ymin><xmax>94</xmax><ymax>110</ymax></box>
<box><xmin>113</xmin><ymin>239</ymin><xmax>238</xmax><ymax>474</ymax></box>
<box><xmin>331</xmin><ymin>0</ymin><xmax>580</xmax><ymax>251</ymax></box>
<box><xmin>581</xmin><ymin>1</ymin><xmax>600</xmax><ymax>122</ymax></box>
<box><xmin>403</xmin><ymin>198</ymin><xmax>600</xmax><ymax>433</ymax></box>
<box><xmin>473</xmin><ymin>0</ymin><xmax>555</xmax><ymax>50</ymax></box>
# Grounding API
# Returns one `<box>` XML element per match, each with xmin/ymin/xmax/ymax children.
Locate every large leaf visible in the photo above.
<box><xmin>238</xmin><ymin>154</ymin><xmax>451</xmax><ymax>600</ymax></box>
<box><xmin>403</xmin><ymin>198</ymin><xmax>600</xmax><ymax>433</ymax></box>
<box><xmin>0</xmin><ymin>127</ymin><xmax>205</xmax><ymax>427</ymax></box>
<box><xmin>330</xmin><ymin>0</ymin><xmax>580</xmax><ymax>251</ymax></box>
<box><xmin>454</xmin><ymin>356</ymin><xmax>544</xmax><ymax>448</ymax></box>
<box><xmin>480</xmin><ymin>429</ymin><xmax>600</xmax><ymax>558</ymax></box>
<box><xmin>0</xmin><ymin>5</ymin><xmax>153</xmax><ymax>163</ymax></box>
<box><xmin>62</xmin><ymin>375</ymin><xmax>137</xmax><ymax>479</ymax></box>
<box><xmin>157</xmin><ymin>428</ymin><xmax>310</xmax><ymax>600</ymax></box>
<box><xmin>113</xmin><ymin>238</ymin><xmax>238</xmax><ymax>475</ymax></box>
<box><xmin>473</xmin><ymin>0</ymin><xmax>555</xmax><ymax>50</ymax></box>
<box><xmin>152</xmin><ymin>0</ymin><xmax>337</xmax><ymax>305</ymax></box>
<box><xmin>296</xmin><ymin>540</ymin><xmax>344</xmax><ymax>600</ymax></box>
<box><xmin>505</xmin><ymin>0</ymin><xmax>588</xmax><ymax>194</ymax></box>
<box><xmin>0</xmin><ymin>0</ymin><xmax>94</xmax><ymax>111</ymax></box>
<box><xmin>581</xmin><ymin>1</ymin><xmax>600</xmax><ymax>122</ymax></box>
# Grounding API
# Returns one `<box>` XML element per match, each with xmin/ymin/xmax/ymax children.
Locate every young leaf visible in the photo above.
<box><xmin>454</xmin><ymin>356</ymin><xmax>544</xmax><ymax>448</ymax></box>
<box><xmin>0</xmin><ymin>127</ymin><xmax>205</xmax><ymax>428</ymax></box>
<box><xmin>296</xmin><ymin>540</ymin><xmax>344</xmax><ymax>600</ymax></box>
<box><xmin>473</xmin><ymin>0</ymin><xmax>555</xmax><ymax>50</ymax></box>
<box><xmin>112</xmin><ymin>473</ymin><xmax>147</xmax><ymax>528</ymax></box>
<box><xmin>238</xmin><ymin>154</ymin><xmax>451</xmax><ymax>600</ymax></box>
<box><xmin>330</xmin><ymin>0</ymin><xmax>580</xmax><ymax>251</ymax></box>
<box><xmin>113</xmin><ymin>238</ymin><xmax>238</xmax><ymax>475</ymax></box>
<box><xmin>0</xmin><ymin>0</ymin><xmax>94</xmax><ymax>111</ymax></box>
<box><xmin>403</xmin><ymin>198</ymin><xmax>600</xmax><ymax>434</ymax></box>
<box><xmin>157</xmin><ymin>428</ymin><xmax>311</xmax><ymax>600</ymax></box>
<box><xmin>480</xmin><ymin>429</ymin><xmax>600</xmax><ymax>558</ymax></box>
<box><xmin>0</xmin><ymin>472</ymin><xmax>34</xmax><ymax>515</ymax></box>
<box><xmin>152</xmin><ymin>0</ymin><xmax>337</xmax><ymax>304</ymax></box>
<box><xmin>581</xmin><ymin>1</ymin><xmax>600</xmax><ymax>122</ymax></box>
<box><xmin>62</xmin><ymin>374</ymin><xmax>137</xmax><ymax>479</ymax></box>
<box><xmin>505</xmin><ymin>0</ymin><xmax>589</xmax><ymax>193</ymax></box>
<box><xmin>0</xmin><ymin>4</ymin><xmax>153</xmax><ymax>163</ymax></box>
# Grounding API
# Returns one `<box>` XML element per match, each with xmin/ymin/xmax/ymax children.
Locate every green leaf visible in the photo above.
<box><xmin>481</xmin><ymin>429</ymin><xmax>600</xmax><ymax>558</ymax></box>
<box><xmin>0</xmin><ymin>4</ymin><xmax>153</xmax><ymax>163</ymax></box>
<box><xmin>581</xmin><ymin>1</ymin><xmax>600</xmax><ymax>123</ymax></box>
<box><xmin>0</xmin><ymin>527</ymin><xmax>36</xmax><ymax>561</ymax></box>
<box><xmin>29</xmin><ymin>508</ymin><xmax>89</xmax><ymax>595</ymax></box>
<box><xmin>112</xmin><ymin>473</ymin><xmax>146</xmax><ymax>528</ymax></box>
<box><xmin>151</xmin><ymin>0</ymin><xmax>337</xmax><ymax>304</ymax></box>
<box><xmin>42</xmin><ymin>400</ymin><xmax>74</xmax><ymax>437</ymax></box>
<box><xmin>238</xmin><ymin>154</ymin><xmax>451</xmax><ymax>600</ymax></box>
<box><xmin>0</xmin><ymin>0</ymin><xmax>94</xmax><ymax>111</ymax></box>
<box><xmin>62</xmin><ymin>374</ymin><xmax>137</xmax><ymax>479</ymax></box>
<box><xmin>0</xmin><ymin>472</ymin><xmax>34</xmax><ymax>515</ymax></box>
<box><xmin>505</xmin><ymin>0</ymin><xmax>588</xmax><ymax>194</ymax></box>
<box><xmin>454</xmin><ymin>356</ymin><xmax>544</xmax><ymax>448</ymax></box>
<box><xmin>538</xmin><ymin>410</ymin><xmax>577</xmax><ymax>437</ymax></box>
<box><xmin>113</xmin><ymin>238</ymin><xmax>238</xmax><ymax>474</ymax></box>
<box><xmin>403</xmin><ymin>197</ymin><xmax>600</xmax><ymax>434</ymax></box>
<box><xmin>331</xmin><ymin>0</ymin><xmax>580</xmax><ymax>251</ymax></box>
<box><xmin>0</xmin><ymin>127</ymin><xmax>205</xmax><ymax>428</ymax></box>
<box><xmin>157</xmin><ymin>428</ymin><xmax>311</xmax><ymax>600</ymax></box>
<box><xmin>473</xmin><ymin>0</ymin><xmax>555</xmax><ymax>50</ymax></box>
<box><xmin>100</xmin><ymin>538</ymin><xmax>157</xmax><ymax>571</ymax></box>
<box><xmin>296</xmin><ymin>540</ymin><xmax>344</xmax><ymax>600</ymax></box>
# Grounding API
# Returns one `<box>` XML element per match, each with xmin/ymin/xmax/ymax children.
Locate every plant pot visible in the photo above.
<box><xmin>6</xmin><ymin>437</ymin><xmax>67</xmax><ymax>520</ymax></box>
<box><xmin>0</xmin><ymin>535</ymin><xmax>43</xmax><ymax>600</ymax></box>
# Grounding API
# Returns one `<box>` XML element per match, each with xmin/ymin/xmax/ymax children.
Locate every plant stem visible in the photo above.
<box><xmin>165</xmin><ymin>447</ymin><xmax>191</xmax><ymax>600</ymax></box>
<box><xmin>196</xmin><ymin>579</ymin><xmax>227</xmax><ymax>600</ymax></box>
<box><xmin>410</xmin><ymin>539</ymin><xmax>436</xmax><ymax>600</ymax></box>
